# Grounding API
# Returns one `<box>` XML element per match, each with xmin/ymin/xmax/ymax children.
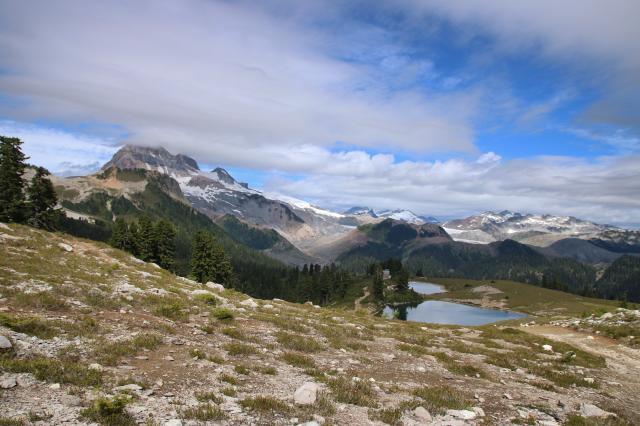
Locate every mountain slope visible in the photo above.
<box><xmin>1</xmin><ymin>223</ymin><xmax>638</xmax><ymax>424</ymax></box>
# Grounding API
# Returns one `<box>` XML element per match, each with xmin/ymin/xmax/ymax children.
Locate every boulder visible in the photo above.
<box><xmin>0</xmin><ymin>376</ymin><xmax>17</xmax><ymax>389</ymax></box>
<box><xmin>58</xmin><ymin>243</ymin><xmax>73</xmax><ymax>252</ymax></box>
<box><xmin>446</xmin><ymin>409</ymin><xmax>477</xmax><ymax>420</ymax></box>
<box><xmin>116</xmin><ymin>383</ymin><xmax>143</xmax><ymax>392</ymax></box>
<box><xmin>0</xmin><ymin>335</ymin><xmax>12</xmax><ymax>350</ymax></box>
<box><xmin>205</xmin><ymin>282</ymin><xmax>225</xmax><ymax>292</ymax></box>
<box><xmin>88</xmin><ymin>363</ymin><xmax>103</xmax><ymax>371</ymax></box>
<box><xmin>294</xmin><ymin>382</ymin><xmax>319</xmax><ymax>405</ymax></box>
<box><xmin>471</xmin><ymin>407</ymin><xmax>486</xmax><ymax>417</ymax></box>
<box><xmin>580</xmin><ymin>403</ymin><xmax>615</xmax><ymax>418</ymax></box>
<box><xmin>240</xmin><ymin>298</ymin><xmax>258</xmax><ymax>309</ymax></box>
<box><xmin>542</xmin><ymin>344</ymin><xmax>553</xmax><ymax>352</ymax></box>
<box><xmin>163</xmin><ymin>420</ymin><xmax>183</xmax><ymax>426</ymax></box>
<box><xmin>413</xmin><ymin>406</ymin><xmax>432</xmax><ymax>421</ymax></box>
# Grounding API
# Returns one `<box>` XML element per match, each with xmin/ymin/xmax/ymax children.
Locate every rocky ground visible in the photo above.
<box><xmin>1</xmin><ymin>223</ymin><xmax>638</xmax><ymax>425</ymax></box>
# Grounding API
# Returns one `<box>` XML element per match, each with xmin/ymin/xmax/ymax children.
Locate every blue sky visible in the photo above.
<box><xmin>0</xmin><ymin>0</ymin><xmax>639</xmax><ymax>225</ymax></box>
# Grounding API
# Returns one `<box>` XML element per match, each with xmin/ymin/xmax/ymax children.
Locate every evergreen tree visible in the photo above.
<box><xmin>155</xmin><ymin>219</ymin><xmax>176</xmax><ymax>271</ymax></box>
<box><xmin>371</xmin><ymin>264</ymin><xmax>385</xmax><ymax>301</ymax></box>
<box><xmin>191</xmin><ymin>231</ymin><xmax>232</xmax><ymax>284</ymax></box>
<box><xmin>110</xmin><ymin>217</ymin><xmax>137</xmax><ymax>253</ymax></box>
<box><xmin>0</xmin><ymin>136</ymin><xmax>28</xmax><ymax>223</ymax></box>
<box><xmin>394</xmin><ymin>267</ymin><xmax>409</xmax><ymax>292</ymax></box>
<box><xmin>26</xmin><ymin>166</ymin><xmax>61</xmax><ymax>230</ymax></box>
<box><xmin>137</xmin><ymin>215</ymin><xmax>157</xmax><ymax>262</ymax></box>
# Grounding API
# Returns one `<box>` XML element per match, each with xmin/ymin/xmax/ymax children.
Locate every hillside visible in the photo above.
<box><xmin>1</xmin><ymin>224</ymin><xmax>639</xmax><ymax>425</ymax></box>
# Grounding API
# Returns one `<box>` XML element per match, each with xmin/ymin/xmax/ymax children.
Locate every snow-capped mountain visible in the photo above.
<box><xmin>376</xmin><ymin>209</ymin><xmax>425</xmax><ymax>225</ymax></box>
<box><xmin>343</xmin><ymin>206</ymin><xmax>377</xmax><ymax>217</ymax></box>
<box><xmin>443</xmin><ymin>210</ymin><xmax>638</xmax><ymax>247</ymax></box>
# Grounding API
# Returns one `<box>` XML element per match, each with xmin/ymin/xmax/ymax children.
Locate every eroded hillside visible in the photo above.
<box><xmin>0</xmin><ymin>224</ymin><xmax>638</xmax><ymax>425</ymax></box>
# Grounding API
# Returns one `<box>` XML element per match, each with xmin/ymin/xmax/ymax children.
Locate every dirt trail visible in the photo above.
<box><xmin>354</xmin><ymin>286</ymin><xmax>370</xmax><ymax>310</ymax></box>
<box><xmin>524</xmin><ymin>325</ymin><xmax>640</xmax><ymax>421</ymax></box>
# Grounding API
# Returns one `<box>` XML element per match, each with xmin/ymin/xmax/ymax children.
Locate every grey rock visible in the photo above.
<box><xmin>446</xmin><ymin>409</ymin><xmax>477</xmax><ymax>420</ymax></box>
<box><xmin>0</xmin><ymin>335</ymin><xmax>12</xmax><ymax>349</ymax></box>
<box><xmin>414</xmin><ymin>406</ymin><xmax>432</xmax><ymax>421</ymax></box>
<box><xmin>294</xmin><ymin>382</ymin><xmax>319</xmax><ymax>405</ymax></box>
<box><xmin>0</xmin><ymin>376</ymin><xmax>17</xmax><ymax>389</ymax></box>
<box><xmin>580</xmin><ymin>403</ymin><xmax>615</xmax><ymax>418</ymax></box>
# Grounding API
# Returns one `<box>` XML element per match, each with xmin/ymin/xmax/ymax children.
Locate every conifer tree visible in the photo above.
<box><xmin>191</xmin><ymin>231</ymin><xmax>232</xmax><ymax>284</ymax></box>
<box><xmin>394</xmin><ymin>267</ymin><xmax>410</xmax><ymax>292</ymax></box>
<box><xmin>110</xmin><ymin>217</ymin><xmax>136</xmax><ymax>253</ymax></box>
<box><xmin>0</xmin><ymin>136</ymin><xmax>28</xmax><ymax>223</ymax></box>
<box><xmin>136</xmin><ymin>215</ymin><xmax>157</xmax><ymax>262</ymax></box>
<box><xmin>371</xmin><ymin>264</ymin><xmax>385</xmax><ymax>301</ymax></box>
<box><xmin>26</xmin><ymin>166</ymin><xmax>61</xmax><ymax>230</ymax></box>
<box><xmin>155</xmin><ymin>219</ymin><xmax>176</xmax><ymax>271</ymax></box>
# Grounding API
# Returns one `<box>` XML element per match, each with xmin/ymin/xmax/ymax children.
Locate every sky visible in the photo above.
<box><xmin>0</xmin><ymin>0</ymin><xmax>639</xmax><ymax>226</ymax></box>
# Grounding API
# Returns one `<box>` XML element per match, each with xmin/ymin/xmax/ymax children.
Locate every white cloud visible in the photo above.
<box><xmin>0</xmin><ymin>121</ymin><xmax>117</xmax><ymax>175</ymax></box>
<box><xmin>0</xmin><ymin>0</ymin><xmax>475</xmax><ymax>169</ymax></box>
<box><xmin>266</xmin><ymin>151</ymin><xmax>640</xmax><ymax>226</ymax></box>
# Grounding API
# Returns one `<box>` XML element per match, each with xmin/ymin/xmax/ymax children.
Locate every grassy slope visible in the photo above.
<box><xmin>0</xmin><ymin>224</ymin><xmax>638</xmax><ymax>425</ymax></box>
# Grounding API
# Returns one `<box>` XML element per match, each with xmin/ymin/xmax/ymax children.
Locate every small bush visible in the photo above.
<box><xmin>221</xmin><ymin>387</ymin><xmax>237</xmax><ymax>397</ymax></box>
<box><xmin>80</xmin><ymin>396</ymin><xmax>135</xmax><ymax>426</ymax></box>
<box><xmin>195</xmin><ymin>391</ymin><xmax>223</xmax><ymax>403</ymax></box>
<box><xmin>211</xmin><ymin>307</ymin><xmax>234</xmax><ymax>321</ymax></box>
<box><xmin>153</xmin><ymin>300</ymin><xmax>188</xmax><ymax>321</ymax></box>
<box><xmin>195</xmin><ymin>293</ymin><xmax>217</xmax><ymax>306</ymax></box>
<box><xmin>234</xmin><ymin>365</ymin><xmax>250</xmax><ymax>375</ymax></box>
<box><xmin>180</xmin><ymin>403</ymin><xmax>226</xmax><ymax>421</ymax></box>
<box><xmin>219</xmin><ymin>374</ymin><xmax>238</xmax><ymax>385</ymax></box>
<box><xmin>0</xmin><ymin>314</ymin><xmax>58</xmax><ymax>339</ymax></box>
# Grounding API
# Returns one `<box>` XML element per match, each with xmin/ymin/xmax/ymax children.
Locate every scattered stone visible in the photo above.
<box><xmin>116</xmin><ymin>383</ymin><xmax>143</xmax><ymax>392</ymax></box>
<box><xmin>49</xmin><ymin>383</ymin><xmax>61</xmax><ymax>390</ymax></box>
<box><xmin>584</xmin><ymin>377</ymin><xmax>595</xmax><ymax>384</ymax></box>
<box><xmin>503</xmin><ymin>393</ymin><xmax>513</xmax><ymax>400</ymax></box>
<box><xmin>58</xmin><ymin>243</ymin><xmax>73</xmax><ymax>252</ymax></box>
<box><xmin>163</xmin><ymin>420</ymin><xmax>182</xmax><ymax>426</ymax></box>
<box><xmin>88</xmin><ymin>363</ymin><xmax>103</xmax><ymax>371</ymax></box>
<box><xmin>580</xmin><ymin>403</ymin><xmax>615</xmax><ymax>418</ymax></box>
<box><xmin>205</xmin><ymin>282</ymin><xmax>225</xmax><ymax>292</ymax></box>
<box><xmin>542</xmin><ymin>344</ymin><xmax>553</xmax><ymax>352</ymax></box>
<box><xmin>472</xmin><ymin>407</ymin><xmax>485</xmax><ymax>417</ymax></box>
<box><xmin>0</xmin><ymin>335</ymin><xmax>12</xmax><ymax>350</ymax></box>
<box><xmin>414</xmin><ymin>406</ymin><xmax>432</xmax><ymax>421</ymax></box>
<box><xmin>297</xmin><ymin>422</ymin><xmax>320</xmax><ymax>426</ymax></box>
<box><xmin>240</xmin><ymin>298</ymin><xmax>258</xmax><ymax>309</ymax></box>
<box><xmin>263</xmin><ymin>304</ymin><xmax>274</xmax><ymax>309</ymax></box>
<box><xmin>294</xmin><ymin>382</ymin><xmax>319</xmax><ymax>405</ymax></box>
<box><xmin>163</xmin><ymin>355</ymin><xmax>175</xmax><ymax>361</ymax></box>
<box><xmin>0</xmin><ymin>376</ymin><xmax>17</xmax><ymax>389</ymax></box>
<box><xmin>446</xmin><ymin>409</ymin><xmax>477</xmax><ymax>420</ymax></box>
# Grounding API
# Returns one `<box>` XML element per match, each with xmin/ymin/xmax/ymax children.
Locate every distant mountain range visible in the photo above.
<box><xmin>47</xmin><ymin>144</ymin><xmax>640</xmax><ymax>301</ymax></box>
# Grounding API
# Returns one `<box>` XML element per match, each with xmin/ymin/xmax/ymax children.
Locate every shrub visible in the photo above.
<box><xmin>211</xmin><ymin>307</ymin><xmax>234</xmax><ymax>321</ymax></box>
<box><xmin>224</xmin><ymin>342</ymin><xmax>257</xmax><ymax>356</ymax></box>
<box><xmin>413</xmin><ymin>385</ymin><xmax>470</xmax><ymax>414</ymax></box>
<box><xmin>239</xmin><ymin>396</ymin><xmax>291</xmax><ymax>414</ymax></box>
<box><xmin>326</xmin><ymin>377</ymin><xmax>376</xmax><ymax>407</ymax></box>
<box><xmin>282</xmin><ymin>352</ymin><xmax>316</xmax><ymax>368</ymax></box>
<box><xmin>180</xmin><ymin>403</ymin><xmax>226</xmax><ymax>421</ymax></box>
<box><xmin>0</xmin><ymin>356</ymin><xmax>102</xmax><ymax>387</ymax></box>
<box><xmin>276</xmin><ymin>332</ymin><xmax>323</xmax><ymax>353</ymax></box>
<box><xmin>80</xmin><ymin>396</ymin><xmax>135</xmax><ymax>426</ymax></box>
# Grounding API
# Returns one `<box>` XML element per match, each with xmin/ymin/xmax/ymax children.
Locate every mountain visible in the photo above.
<box><xmin>597</xmin><ymin>255</ymin><xmax>640</xmax><ymax>302</ymax></box>
<box><xmin>443</xmin><ymin>210</ymin><xmax>640</xmax><ymax>249</ymax></box>
<box><xmin>376</xmin><ymin>209</ymin><xmax>425</xmax><ymax>225</ymax></box>
<box><xmin>343</xmin><ymin>206</ymin><xmax>377</xmax><ymax>217</ymax></box>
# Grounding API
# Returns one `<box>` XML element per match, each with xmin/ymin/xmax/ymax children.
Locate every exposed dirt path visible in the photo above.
<box><xmin>524</xmin><ymin>325</ymin><xmax>640</xmax><ymax>422</ymax></box>
<box><xmin>354</xmin><ymin>286</ymin><xmax>369</xmax><ymax>310</ymax></box>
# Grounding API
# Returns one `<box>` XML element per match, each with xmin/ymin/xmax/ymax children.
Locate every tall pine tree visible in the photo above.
<box><xmin>0</xmin><ymin>136</ymin><xmax>28</xmax><ymax>223</ymax></box>
<box><xmin>110</xmin><ymin>217</ymin><xmax>137</xmax><ymax>253</ymax></box>
<box><xmin>155</xmin><ymin>219</ymin><xmax>176</xmax><ymax>271</ymax></box>
<box><xmin>371</xmin><ymin>264</ymin><xmax>385</xmax><ymax>301</ymax></box>
<box><xmin>136</xmin><ymin>215</ymin><xmax>157</xmax><ymax>262</ymax></box>
<box><xmin>26</xmin><ymin>166</ymin><xmax>61</xmax><ymax>230</ymax></box>
<box><xmin>191</xmin><ymin>231</ymin><xmax>232</xmax><ymax>284</ymax></box>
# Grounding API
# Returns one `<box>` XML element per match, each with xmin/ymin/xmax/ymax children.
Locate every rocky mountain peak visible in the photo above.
<box><xmin>102</xmin><ymin>145</ymin><xmax>200</xmax><ymax>174</ymax></box>
<box><xmin>211</xmin><ymin>167</ymin><xmax>237</xmax><ymax>185</ymax></box>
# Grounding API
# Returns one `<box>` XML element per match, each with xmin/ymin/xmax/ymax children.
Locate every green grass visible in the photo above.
<box><xmin>413</xmin><ymin>385</ymin><xmax>471</xmax><ymax>414</ymax></box>
<box><xmin>93</xmin><ymin>333</ymin><xmax>162</xmax><ymax>366</ymax></box>
<box><xmin>224</xmin><ymin>342</ymin><xmax>258</xmax><ymax>356</ymax></box>
<box><xmin>276</xmin><ymin>332</ymin><xmax>324</xmax><ymax>353</ymax></box>
<box><xmin>0</xmin><ymin>313</ymin><xmax>59</xmax><ymax>339</ymax></box>
<box><xmin>282</xmin><ymin>352</ymin><xmax>316</xmax><ymax>368</ymax></box>
<box><xmin>0</xmin><ymin>418</ymin><xmax>26</xmax><ymax>426</ymax></box>
<box><xmin>80</xmin><ymin>396</ymin><xmax>135</xmax><ymax>426</ymax></box>
<box><xmin>0</xmin><ymin>356</ymin><xmax>102</xmax><ymax>387</ymax></box>
<box><xmin>219</xmin><ymin>374</ymin><xmax>238</xmax><ymax>385</ymax></box>
<box><xmin>180</xmin><ymin>403</ymin><xmax>226</xmax><ymax>421</ymax></box>
<box><xmin>239</xmin><ymin>396</ymin><xmax>291</xmax><ymax>414</ymax></box>
<box><xmin>194</xmin><ymin>391</ymin><xmax>223</xmax><ymax>403</ymax></box>
<box><xmin>326</xmin><ymin>376</ymin><xmax>377</xmax><ymax>407</ymax></box>
<box><xmin>211</xmin><ymin>307</ymin><xmax>234</xmax><ymax>321</ymax></box>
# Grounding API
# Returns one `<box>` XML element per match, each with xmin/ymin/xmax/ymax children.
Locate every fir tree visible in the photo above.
<box><xmin>371</xmin><ymin>264</ymin><xmax>385</xmax><ymax>301</ymax></box>
<box><xmin>110</xmin><ymin>217</ymin><xmax>136</xmax><ymax>253</ymax></box>
<box><xmin>191</xmin><ymin>231</ymin><xmax>232</xmax><ymax>284</ymax></box>
<box><xmin>26</xmin><ymin>166</ymin><xmax>61</xmax><ymax>230</ymax></box>
<box><xmin>0</xmin><ymin>136</ymin><xmax>28</xmax><ymax>223</ymax></box>
<box><xmin>394</xmin><ymin>267</ymin><xmax>409</xmax><ymax>292</ymax></box>
<box><xmin>155</xmin><ymin>219</ymin><xmax>176</xmax><ymax>271</ymax></box>
<box><xmin>136</xmin><ymin>215</ymin><xmax>157</xmax><ymax>262</ymax></box>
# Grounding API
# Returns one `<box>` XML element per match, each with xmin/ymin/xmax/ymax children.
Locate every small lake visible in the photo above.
<box><xmin>383</xmin><ymin>281</ymin><xmax>526</xmax><ymax>326</ymax></box>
